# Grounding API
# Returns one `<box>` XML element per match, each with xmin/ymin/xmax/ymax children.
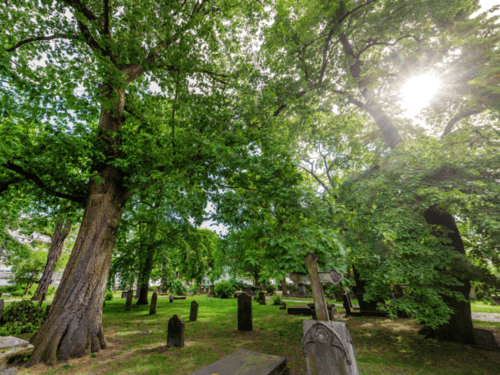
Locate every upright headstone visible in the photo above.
<box><xmin>189</xmin><ymin>300</ymin><xmax>199</xmax><ymax>322</ymax></box>
<box><xmin>302</xmin><ymin>320</ymin><xmax>359</xmax><ymax>375</ymax></box>
<box><xmin>280</xmin><ymin>302</ymin><xmax>286</xmax><ymax>310</ymax></box>
<box><xmin>167</xmin><ymin>314</ymin><xmax>185</xmax><ymax>348</ymax></box>
<box><xmin>298</xmin><ymin>283</ymin><xmax>306</xmax><ymax>297</ymax></box>
<box><xmin>209</xmin><ymin>284</ymin><xmax>215</xmax><ymax>297</ymax></box>
<box><xmin>121</xmin><ymin>291</ymin><xmax>128</xmax><ymax>298</ymax></box>
<box><xmin>0</xmin><ymin>300</ymin><xmax>4</xmax><ymax>322</ymax></box>
<box><xmin>258</xmin><ymin>291</ymin><xmax>266</xmax><ymax>305</ymax></box>
<box><xmin>196</xmin><ymin>283</ymin><xmax>202</xmax><ymax>294</ymax></box>
<box><xmin>38</xmin><ymin>293</ymin><xmax>45</xmax><ymax>307</ymax></box>
<box><xmin>238</xmin><ymin>292</ymin><xmax>252</xmax><ymax>331</ymax></box>
<box><xmin>125</xmin><ymin>289</ymin><xmax>133</xmax><ymax>311</ymax></box>
<box><xmin>169</xmin><ymin>295</ymin><xmax>174</xmax><ymax>303</ymax></box>
<box><xmin>149</xmin><ymin>292</ymin><xmax>157</xmax><ymax>315</ymax></box>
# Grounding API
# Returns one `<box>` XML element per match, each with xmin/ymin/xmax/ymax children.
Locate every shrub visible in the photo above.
<box><xmin>187</xmin><ymin>284</ymin><xmax>197</xmax><ymax>294</ymax></box>
<box><xmin>266</xmin><ymin>284</ymin><xmax>276</xmax><ymax>294</ymax></box>
<box><xmin>214</xmin><ymin>281</ymin><xmax>236</xmax><ymax>298</ymax></box>
<box><xmin>170</xmin><ymin>280</ymin><xmax>187</xmax><ymax>296</ymax></box>
<box><xmin>0</xmin><ymin>300</ymin><xmax>44</xmax><ymax>335</ymax></box>
<box><xmin>104</xmin><ymin>290</ymin><xmax>113</xmax><ymax>301</ymax></box>
<box><xmin>228</xmin><ymin>279</ymin><xmax>245</xmax><ymax>291</ymax></box>
<box><xmin>272</xmin><ymin>295</ymin><xmax>283</xmax><ymax>305</ymax></box>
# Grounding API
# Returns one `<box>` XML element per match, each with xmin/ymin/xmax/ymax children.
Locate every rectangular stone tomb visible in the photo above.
<box><xmin>473</xmin><ymin>328</ymin><xmax>500</xmax><ymax>352</ymax></box>
<box><xmin>170</xmin><ymin>296</ymin><xmax>186</xmax><ymax>300</ymax></box>
<box><xmin>190</xmin><ymin>349</ymin><xmax>289</xmax><ymax>375</ymax></box>
<box><xmin>287</xmin><ymin>305</ymin><xmax>336</xmax><ymax>316</ymax></box>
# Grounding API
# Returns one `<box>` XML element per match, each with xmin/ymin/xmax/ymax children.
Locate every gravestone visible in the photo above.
<box><xmin>167</xmin><ymin>314</ymin><xmax>185</xmax><ymax>348</ymax></box>
<box><xmin>473</xmin><ymin>328</ymin><xmax>500</xmax><ymax>352</ymax></box>
<box><xmin>189</xmin><ymin>349</ymin><xmax>289</xmax><ymax>375</ymax></box>
<box><xmin>258</xmin><ymin>291</ymin><xmax>266</xmax><ymax>305</ymax></box>
<box><xmin>196</xmin><ymin>284</ymin><xmax>202</xmax><ymax>294</ymax></box>
<box><xmin>280</xmin><ymin>302</ymin><xmax>286</xmax><ymax>310</ymax></box>
<box><xmin>304</xmin><ymin>253</ymin><xmax>329</xmax><ymax>321</ymax></box>
<box><xmin>121</xmin><ymin>291</ymin><xmax>128</xmax><ymax>298</ymax></box>
<box><xmin>169</xmin><ymin>295</ymin><xmax>174</xmax><ymax>303</ymax></box>
<box><xmin>0</xmin><ymin>300</ymin><xmax>4</xmax><ymax>322</ymax></box>
<box><xmin>298</xmin><ymin>283</ymin><xmax>306</xmax><ymax>297</ymax></box>
<box><xmin>287</xmin><ymin>305</ymin><xmax>313</xmax><ymax>316</ymax></box>
<box><xmin>302</xmin><ymin>320</ymin><xmax>359</xmax><ymax>375</ymax></box>
<box><xmin>0</xmin><ymin>336</ymin><xmax>34</xmax><ymax>373</ymax></box>
<box><xmin>238</xmin><ymin>292</ymin><xmax>252</xmax><ymax>331</ymax></box>
<box><xmin>149</xmin><ymin>292</ymin><xmax>157</xmax><ymax>315</ymax></box>
<box><xmin>209</xmin><ymin>284</ymin><xmax>215</xmax><ymax>297</ymax></box>
<box><xmin>190</xmin><ymin>301</ymin><xmax>199</xmax><ymax>322</ymax></box>
<box><xmin>125</xmin><ymin>289</ymin><xmax>133</xmax><ymax>311</ymax></box>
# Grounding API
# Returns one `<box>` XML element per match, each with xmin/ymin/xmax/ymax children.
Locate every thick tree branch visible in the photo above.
<box><xmin>0</xmin><ymin>176</ymin><xmax>22</xmax><ymax>194</ymax></box>
<box><xmin>2</xmin><ymin>162</ymin><xmax>86</xmax><ymax>204</ymax></box>
<box><xmin>442</xmin><ymin>109</ymin><xmax>483</xmax><ymax>138</ymax></box>
<box><xmin>61</xmin><ymin>0</ymin><xmax>97</xmax><ymax>21</ymax></box>
<box><xmin>6</xmin><ymin>34</ymin><xmax>73</xmax><ymax>52</ymax></box>
<box><xmin>102</xmin><ymin>0</ymin><xmax>111</xmax><ymax>36</ymax></box>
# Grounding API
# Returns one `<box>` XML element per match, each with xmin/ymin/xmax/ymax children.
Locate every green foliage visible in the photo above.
<box><xmin>0</xmin><ymin>300</ymin><xmax>44</xmax><ymax>335</ymax></box>
<box><xmin>228</xmin><ymin>278</ymin><xmax>246</xmax><ymax>291</ymax></box>
<box><xmin>104</xmin><ymin>290</ymin><xmax>114</xmax><ymax>301</ymax></box>
<box><xmin>272</xmin><ymin>295</ymin><xmax>283</xmax><ymax>305</ymax></box>
<box><xmin>167</xmin><ymin>280</ymin><xmax>187</xmax><ymax>296</ymax></box>
<box><xmin>265</xmin><ymin>284</ymin><xmax>276</xmax><ymax>294</ymax></box>
<box><xmin>187</xmin><ymin>284</ymin><xmax>197</xmax><ymax>294</ymax></box>
<box><xmin>214</xmin><ymin>281</ymin><xmax>236</xmax><ymax>299</ymax></box>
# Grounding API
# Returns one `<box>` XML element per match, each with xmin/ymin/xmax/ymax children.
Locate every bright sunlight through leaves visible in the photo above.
<box><xmin>401</xmin><ymin>74</ymin><xmax>441</xmax><ymax>117</ymax></box>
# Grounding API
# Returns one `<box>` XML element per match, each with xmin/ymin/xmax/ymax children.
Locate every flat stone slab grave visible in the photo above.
<box><xmin>288</xmin><ymin>304</ymin><xmax>336</xmax><ymax>316</ymax></box>
<box><xmin>190</xmin><ymin>349</ymin><xmax>289</xmax><ymax>375</ymax></box>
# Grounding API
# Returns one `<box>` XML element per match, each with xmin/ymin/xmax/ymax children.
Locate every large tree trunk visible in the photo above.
<box><xmin>27</xmin><ymin>86</ymin><xmax>132</xmax><ymax>366</ymax></box>
<box><xmin>420</xmin><ymin>205</ymin><xmax>475</xmax><ymax>344</ymax></box>
<box><xmin>136</xmin><ymin>248</ymin><xmax>155</xmax><ymax>305</ymax></box>
<box><xmin>31</xmin><ymin>222</ymin><xmax>72</xmax><ymax>302</ymax></box>
<box><xmin>253</xmin><ymin>270</ymin><xmax>259</xmax><ymax>286</ymax></box>
<box><xmin>281</xmin><ymin>278</ymin><xmax>288</xmax><ymax>296</ymax></box>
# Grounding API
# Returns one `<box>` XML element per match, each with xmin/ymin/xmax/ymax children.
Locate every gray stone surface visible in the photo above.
<box><xmin>298</xmin><ymin>283</ymin><xmax>306</xmax><ymax>297</ymax></box>
<box><xmin>0</xmin><ymin>336</ymin><xmax>34</xmax><ymax>371</ymax></box>
<box><xmin>190</xmin><ymin>349</ymin><xmax>289</xmax><ymax>375</ymax></box>
<box><xmin>121</xmin><ymin>291</ymin><xmax>128</xmax><ymax>298</ymax></box>
<box><xmin>302</xmin><ymin>320</ymin><xmax>359</xmax><ymax>375</ymax></box>
<box><xmin>288</xmin><ymin>305</ymin><xmax>313</xmax><ymax>316</ymax></box>
<box><xmin>473</xmin><ymin>328</ymin><xmax>500</xmax><ymax>352</ymax></box>
<box><xmin>149</xmin><ymin>292</ymin><xmax>157</xmax><ymax>315</ymax></box>
<box><xmin>167</xmin><ymin>314</ymin><xmax>185</xmax><ymax>348</ymax></box>
<box><xmin>125</xmin><ymin>289</ymin><xmax>133</xmax><ymax>311</ymax></box>
<box><xmin>259</xmin><ymin>291</ymin><xmax>266</xmax><ymax>305</ymax></box>
<box><xmin>189</xmin><ymin>301</ymin><xmax>198</xmax><ymax>322</ymax></box>
<box><xmin>238</xmin><ymin>292</ymin><xmax>252</xmax><ymax>331</ymax></box>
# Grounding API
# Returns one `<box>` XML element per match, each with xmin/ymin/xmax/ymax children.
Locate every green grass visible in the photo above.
<box><xmin>10</xmin><ymin>295</ymin><xmax>500</xmax><ymax>375</ymax></box>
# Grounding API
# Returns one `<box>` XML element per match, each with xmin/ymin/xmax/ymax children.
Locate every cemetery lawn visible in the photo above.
<box><xmin>13</xmin><ymin>295</ymin><xmax>500</xmax><ymax>375</ymax></box>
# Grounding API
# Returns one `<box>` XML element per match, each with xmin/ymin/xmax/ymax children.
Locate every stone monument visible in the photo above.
<box><xmin>238</xmin><ymin>292</ymin><xmax>252</xmax><ymax>331</ymax></box>
<box><xmin>258</xmin><ymin>291</ymin><xmax>266</xmax><ymax>305</ymax></box>
<box><xmin>149</xmin><ymin>292</ymin><xmax>157</xmax><ymax>315</ymax></box>
<box><xmin>302</xmin><ymin>320</ymin><xmax>359</xmax><ymax>375</ymax></box>
<box><xmin>190</xmin><ymin>301</ymin><xmax>199</xmax><ymax>322</ymax></box>
<box><xmin>167</xmin><ymin>314</ymin><xmax>185</xmax><ymax>348</ymax></box>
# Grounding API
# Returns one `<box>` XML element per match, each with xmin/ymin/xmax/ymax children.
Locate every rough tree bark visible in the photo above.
<box><xmin>31</xmin><ymin>222</ymin><xmax>72</xmax><ymax>302</ymax></box>
<box><xmin>419</xmin><ymin>205</ymin><xmax>475</xmax><ymax>344</ymax></box>
<box><xmin>136</xmin><ymin>249</ymin><xmax>155</xmax><ymax>305</ymax></box>
<box><xmin>27</xmin><ymin>86</ymin><xmax>133</xmax><ymax>366</ymax></box>
<box><xmin>281</xmin><ymin>278</ymin><xmax>288</xmax><ymax>296</ymax></box>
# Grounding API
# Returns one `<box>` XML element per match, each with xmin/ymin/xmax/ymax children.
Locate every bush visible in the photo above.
<box><xmin>0</xmin><ymin>300</ymin><xmax>44</xmax><ymax>335</ymax></box>
<box><xmin>170</xmin><ymin>280</ymin><xmax>187</xmax><ymax>296</ymax></box>
<box><xmin>104</xmin><ymin>290</ymin><xmax>113</xmax><ymax>301</ymax></box>
<box><xmin>272</xmin><ymin>295</ymin><xmax>283</xmax><ymax>305</ymax></box>
<box><xmin>214</xmin><ymin>281</ymin><xmax>236</xmax><ymax>298</ymax></box>
<box><xmin>266</xmin><ymin>284</ymin><xmax>276</xmax><ymax>294</ymax></box>
<box><xmin>187</xmin><ymin>284</ymin><xmax>197</xmax><ymax>294</ymax></box>
<box><xmin>228</xmin><ymin>279</ymin><xmax>245</xmax><ymax>291</ymax></box>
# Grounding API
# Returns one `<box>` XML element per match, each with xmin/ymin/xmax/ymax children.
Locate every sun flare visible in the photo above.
<box><xmin>401</xmin><ymin>74</ymin><xmax>441</xmax><ymax>117</ymax></box>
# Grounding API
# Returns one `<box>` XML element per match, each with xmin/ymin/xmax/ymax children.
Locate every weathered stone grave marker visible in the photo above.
<box><xmin>190</xmin><ymin>300</ymin><xmax>199</xmax><ymax>322</ymax></box>
<box><xmin>149</xmin><ymin>292</ymin><xmax>157</xmax><ymax>315</ymax></box>
<box><xmin>298</xmin><ymin>283</ymin><xmax>306</xmax><ymax>297</ymax></box>
<box><xmin>280</xmin><ymin>302</ymin><xmax>286</xmax><ymax>310</ymax></box>
<box><xmin>169</xmin><ymin>295</ymin><xmax>174</xmax><ymax>303</ymax></box>
<box><xmin>258</xmin><ymin>291</ymin><xmax>266</xmax><ymax>305</ymax></box>
<box><xmin>473</xmin><ymin>328</ymin><xmax>500</xmax><ymax>352</ymax></box>
<box><xmin>125</xmin><ymin>289</ymin><xmax>133</xmax><ymax>311</ymax></box>
<box><xmin>303</xmin><ymin>320</ymin><xmax>359</xmax><ymax>375</ymax></box>
<box><xmin>238</xmin><ymin>292</ymin><xmax>252</xmax><ymax>331</ymax></box>
<box><xmin>189</xmin><ymin>349</ymin><xmax>289</xmax><ymax>375</ymax></box>
<box><xmin>167</xmin><ymin>314</ymin><xmax>185</xmax><ymax>348</ymax></box>
<box><xmin>0</xmin><ymin>336</ymin><xmax>34</xmax><ymax>373</ymax></box>
<box><xmin>121</xmin><ymin>291</ymin><xmax>128</xmax><ymax>298</ymax></box>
